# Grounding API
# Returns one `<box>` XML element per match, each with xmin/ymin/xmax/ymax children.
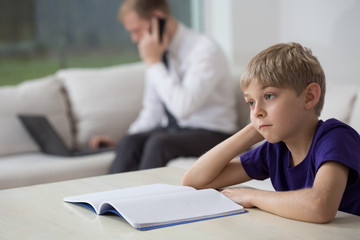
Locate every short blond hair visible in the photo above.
<box><xmin>118</xmin><ymin>0</ymin><xmax>171</xmax><ymax>22</ymax></box>
<box><xmin>240</xmin><ymin>42</ymin><xmax>326</xmax><ymax>116</ymax></box>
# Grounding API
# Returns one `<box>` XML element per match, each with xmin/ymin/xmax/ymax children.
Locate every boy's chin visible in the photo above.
<box><xmin>263</xmin><ymin>136</ymin><xmax>281</xmax><ymax>144</ymax></box>
<box><xmin>257</xmin><ymin>131</ymin><xmax>281</xmax><ymax>144</ymax></box>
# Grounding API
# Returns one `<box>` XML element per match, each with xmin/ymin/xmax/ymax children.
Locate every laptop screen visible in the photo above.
<box><xmin>18</xmin><ymin>114</ymin><xmax>71</xmax><ymax>156</ymax></box>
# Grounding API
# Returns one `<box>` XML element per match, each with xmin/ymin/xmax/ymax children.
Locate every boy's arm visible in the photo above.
<box><xmin>182</xmin><ymin>124</ymin><xmax>264</xmax><ymax>189</ymax></box>
<box><xmin>222</xmin><ymin>161</ymin><xmax>349</xmax><ymax>223</ymax></box>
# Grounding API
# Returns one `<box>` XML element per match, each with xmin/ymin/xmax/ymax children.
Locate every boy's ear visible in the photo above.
<box><xmin>304</xmin><ymin>83</ymin><xmax>321</xmax><ymax>111</ymax></box>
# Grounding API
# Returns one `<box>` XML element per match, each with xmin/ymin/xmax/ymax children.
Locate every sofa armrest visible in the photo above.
<box><xmin>0</xmin><ymin>76</ymin><xmax>73</xmax><ymax>156</ymax></box>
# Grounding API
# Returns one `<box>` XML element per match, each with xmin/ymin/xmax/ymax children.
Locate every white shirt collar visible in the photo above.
<box><xmin>167</xmin><ymin>22</ymin><xmax>187</xmax><ymax>57</ymax></box>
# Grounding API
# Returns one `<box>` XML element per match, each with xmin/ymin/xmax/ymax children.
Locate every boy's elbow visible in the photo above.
<box><xmin>313</xmin><ymin>205</ymin><xmax>337</xmax><ymax>223</ymax></box>
<box><xmin>181</xmin><ymin>176</ymin><xmax>192</xmax><ymax>187</ymax></box>
<box><xmin>308</xmin><ymin>198</ymin><xmax>337</xmax><ymax>223</ymax></box>
<box><xmin>311</xmin><ymin>210</ymin><xmax>336</xmax><ymax>224</ymax></box>
<box><xmin>181</xmin><ymin>174</ymin><xmax>198</xmax><ymax>188</ymax></box>
<box><xmin>182</xmin><ymin>173</ymin><xmax>206</xmax><ymax>189</ymax></box>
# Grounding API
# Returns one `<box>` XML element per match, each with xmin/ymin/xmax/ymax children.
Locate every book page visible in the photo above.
<box><xmin>63</xmin><ymin>184</ymin><xmax>195</xmax><ymax>213</ymax></box>
<box><xmin>107</xmin><ymin>188</ymin><xmax>244</xmax><ymax>229</ymax></box>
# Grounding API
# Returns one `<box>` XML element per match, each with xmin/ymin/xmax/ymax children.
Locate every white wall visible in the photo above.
<box><xmin>203</xmin><ymin>0</ymin><xmax>234</xmax><ymax>66</ymax></box>
<box><xmin>203</xmin><ymin>0</ymin><xmax>360</xmax><ymax>85</ymax></box>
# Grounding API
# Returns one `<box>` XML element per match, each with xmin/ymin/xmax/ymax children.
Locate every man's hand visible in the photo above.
<box><xmin>138</xmin><ymin>17</ymin><xmax>168</xmax><ymax>66</ymax></box>
<box><xmin>89</xmin><ymin>136</ymin><xmax>116</xmax><ymax>149</ymax></box>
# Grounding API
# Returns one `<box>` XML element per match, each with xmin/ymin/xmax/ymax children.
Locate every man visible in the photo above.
<box><xmin>90</xmin><ymin>0</ymin><xmax>237</xmax><ymax>173</ymax></box>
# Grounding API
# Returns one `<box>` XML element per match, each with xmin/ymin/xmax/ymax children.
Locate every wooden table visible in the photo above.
<box><xmin>0</xmin><ymin>167</ymin><xmax>359</xmax><ymax>240</ymax></box>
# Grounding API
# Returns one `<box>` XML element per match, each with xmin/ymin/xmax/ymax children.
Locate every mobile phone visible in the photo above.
<box><xmin>150</xmin><ymin>17</ymin><xmax>166</xmax><ymax>43</ymax></box>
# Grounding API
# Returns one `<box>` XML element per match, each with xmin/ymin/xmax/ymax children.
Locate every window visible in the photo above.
<box><xmin>0</xmin><ymin>0</ymin><xmax>202</xmax><ymax>86</ymax></box>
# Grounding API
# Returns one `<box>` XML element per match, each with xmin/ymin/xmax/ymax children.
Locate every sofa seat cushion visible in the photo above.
<box><xmin>349</xmin><ymin>89</ymin><xmax>360</xmax><ymax>133</ymax></box>
<box><xmin>320</xmin><ymin>83</ymin><xmax>358</xmax><ymax>123</ymax></box>
<box><xmin>57</xmin><ymin>62</ymin><xmax>146</xmax><ymax>148</ymax></box>
<box><xmin>0</xmin><ymin>76</ymin><xmax>73</xmax><ymax>156</ymax></box>
<box><xmin>0</xmin><ymin>151</ymin><xmax>115</xmax><ymax>190</ymax></box>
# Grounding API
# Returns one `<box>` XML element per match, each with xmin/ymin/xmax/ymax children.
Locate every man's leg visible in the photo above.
<box><xmin>138</xmin><ymin>129</ymin><xmax>231</xmax><ymax>170</ymax></box>
<box><xmin>110</xmin><ymin>128</ymin><xmax>166</xmax><ymax>173</ymax></box>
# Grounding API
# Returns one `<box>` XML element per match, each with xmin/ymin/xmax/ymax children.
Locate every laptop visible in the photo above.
<box><xmin>18</xmin><ymin>114</ymin><xmax>114</xmax><ymax>156</ymax></box>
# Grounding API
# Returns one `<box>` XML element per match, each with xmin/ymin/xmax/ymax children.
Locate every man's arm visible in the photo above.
<box><xmin>150</xmin><ymin>50</ymin><xmax>227</xmax><ymax>120</ymax></box>
<box><xmin>127</xmin><ymin>98</ymin><xmax>163</xmax><ymax>134</ymax></box>
<box><xmin>182</xmin><ymin>124</ymin><xmax>264</xmax><ymax>189</ymax></box>
<box><xmin>222</xmin><ymin>161</ymin><xmax>349</xmax><ymax>223</ymax></box>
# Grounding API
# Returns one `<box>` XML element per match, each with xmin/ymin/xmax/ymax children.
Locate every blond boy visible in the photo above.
<box><xmin>182</xmin><ymin>42</ymin><xmax>360</xmax><ymax>223</ymax></box>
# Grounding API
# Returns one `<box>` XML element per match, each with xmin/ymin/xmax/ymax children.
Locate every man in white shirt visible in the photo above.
<box><xmin>90</xmin><ymin>0</ymin><xmax>238</xmax><ymax>173</ymax></box>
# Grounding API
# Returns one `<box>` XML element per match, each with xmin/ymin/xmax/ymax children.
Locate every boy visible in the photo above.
<box><xmin>182</xmin><ymin>42</ymin><xmax>360</xmax><ymax>223</ymax></box>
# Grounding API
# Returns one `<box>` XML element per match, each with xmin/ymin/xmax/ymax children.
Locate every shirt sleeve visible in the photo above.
<box><xmin>146</xmin><ymin>44</ymin><xmax>226</xmax><ymax>120</ymax></box>
<box><xmin>128</xmin><ymin>63</ymin><xmax>166</xmax><ymax>134</ymax></box>
<box><xmin>314</xmin><ymin>126</ymin><xmax>360</xmax><ymax>185</ymax></box>
<box><xmin>240</xmin><ymin>142</ymin><xmax>271</xmax><ymax>180</ymax></box>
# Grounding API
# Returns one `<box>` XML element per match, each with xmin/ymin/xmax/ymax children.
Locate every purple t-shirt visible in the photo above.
<box><xmin>241</xmin><ymin>119</ymin><xmax>360</xmax><ymax>216</ymax></box>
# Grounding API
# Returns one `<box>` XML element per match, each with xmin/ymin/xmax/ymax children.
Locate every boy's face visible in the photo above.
<box><xmin>243</xmin><ymin>81</ymin><xmax>308</xmax><ymax>144</ymax></box>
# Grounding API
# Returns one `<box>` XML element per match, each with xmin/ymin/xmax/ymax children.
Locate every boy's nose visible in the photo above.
<box><xmin>253</xmin><ymin>103</ymin><xmax>266</xmax><ymax>118</ymax></box>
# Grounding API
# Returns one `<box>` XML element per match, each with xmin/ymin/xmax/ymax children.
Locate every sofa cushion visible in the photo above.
<box><xmin>0</xmin><ymin>151</ymin><xmax>114</xmax><ymax>190</ymax></box>
<box><xmin>231</xmin><ymin>67</ymin><xmax>250</xmax><ymax>129</ymax></box>
<box><xmin>320</xmin><ymin>83</ymin><xmax>358</xmax><ymax>123</ymax></box>
<box><xmin>0</xmin><ymin>77</ymin><xmax>73</xmax><ymax>156</ymax></box>
<box><xmin>57</xmin><ymin>62</ymin><xmax>146</xmax><ymax>148</ymax></box>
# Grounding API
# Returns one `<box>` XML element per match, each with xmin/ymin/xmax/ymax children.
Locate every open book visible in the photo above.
<box><xmin>63</xmin><ymin>184</ymin><xmax>246</xmax><ymax>230</ymax></box>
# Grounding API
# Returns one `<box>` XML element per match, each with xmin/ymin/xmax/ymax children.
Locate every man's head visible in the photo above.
<box><xmin>118</xmin><ymin>0</ymin><xmax>171</xmax><ymax>43</ymax></box>
<box><xmin>240</xmin><ymin>42</ymin><xmax>326</xmax><ymax>116</ymax></box>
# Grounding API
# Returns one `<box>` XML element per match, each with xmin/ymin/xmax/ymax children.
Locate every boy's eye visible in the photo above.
<box><xmin>265</xmin><ymin>93</ymin><xmax>275</xmax><ymax>100</ymax></box>
<box><xmin>247</xmin><ymin>100</ymin><xmax>255</xmax><ymax>107</ymax></box>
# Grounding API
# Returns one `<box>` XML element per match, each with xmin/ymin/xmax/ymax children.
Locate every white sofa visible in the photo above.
<box><xmin>0</xmin><ymin>62</ymin><xmax>359</xmax><ymax>190</ymax></box>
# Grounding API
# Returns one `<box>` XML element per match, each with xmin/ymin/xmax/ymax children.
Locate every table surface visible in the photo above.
<box><xmin>1</xmin><ymin>167</ymin><xmax>359</xmax><ymax>240</ymax></box>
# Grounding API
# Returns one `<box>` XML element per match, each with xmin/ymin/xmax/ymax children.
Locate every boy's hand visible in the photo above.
<box><xmin>221</xmin><ymin>188</ymin><xmax>256</xmax><ymax>208</ymax></box>
<box><xmin>222</xmin><ymin>161</ymin><xmax>349</xmax><ymax>223</ymax></box>
<box><xmin>138</xmin><ymin>17</ymin><xmax>169</xmax><ymax>66</ymax></box>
